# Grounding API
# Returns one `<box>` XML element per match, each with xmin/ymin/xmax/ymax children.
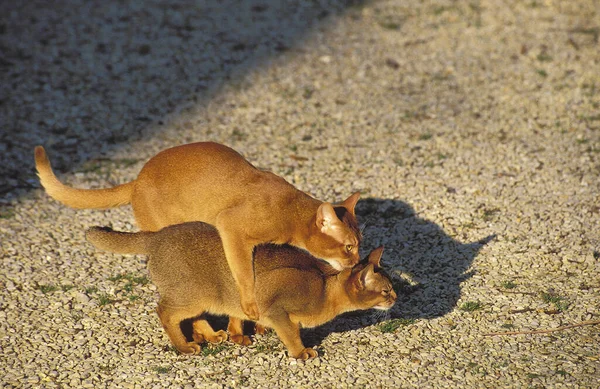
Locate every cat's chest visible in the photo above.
<box><xmin>291</xmin><ymin>310</ymin><xmax>337</xmax><ymax>329</ymax></box>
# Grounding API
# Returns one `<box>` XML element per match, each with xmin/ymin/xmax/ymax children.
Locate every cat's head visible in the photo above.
<box><xmin>347</xmin><ymin>247</ymin><xmax>397</xmax><ymax>311</ymax></box>
<box><xmin>307</xmin><ymin>192</ymin><xmax>362</xmax><ymax>270</ymax></box>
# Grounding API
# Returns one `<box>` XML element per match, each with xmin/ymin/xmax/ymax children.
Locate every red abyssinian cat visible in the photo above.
<box><xmin>35</xmin><ymin>142</ymin><xmax>362</xmax><ymax>319</ymax></box>
<box><xmin>86</xmin><ymin>222</ymin><xmax>396</xmax><ymax>359</ymax></box>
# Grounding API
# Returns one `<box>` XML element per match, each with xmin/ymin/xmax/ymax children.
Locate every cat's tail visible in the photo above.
<box><xmin>34</xmin><ymin>146</ymin><xmax>134</xmax><ymax>209</ymax></box>
<box><xmin>86</xmin><ymin>226</ymin><xmax>150</xmax><ymax>255</ymax></box>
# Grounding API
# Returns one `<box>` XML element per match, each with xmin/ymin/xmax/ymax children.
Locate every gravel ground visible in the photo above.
<box><xmin>1</xmin><ymin>0</ymin><xmax>599</xmax><ymax>388</ymax></box>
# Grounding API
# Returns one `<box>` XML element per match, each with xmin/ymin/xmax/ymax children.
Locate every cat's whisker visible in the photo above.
<box><xmin>359</xmin><ymin>222</ymin><xmax>368</xmax><ymax>235</ymax></box>
<box><xmin>370</xmin><ymin>309</ymin><xmax>389</xmax><ymax>322</ymax></box>
<box><xmin>379</xmin><ymin>310</ymin><xmax>391</xmax><ymax>322</ymax></box>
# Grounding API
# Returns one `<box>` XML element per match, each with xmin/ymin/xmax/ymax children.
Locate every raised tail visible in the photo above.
<box><xmin>34</xmin><ymin>146</ymin><xmax>134</xmax><ymax>209</ymax></box>
<box><xmin>86</xmin><ymin>226</ymin><xmax>151</xmax><ymax>255</ymax></box>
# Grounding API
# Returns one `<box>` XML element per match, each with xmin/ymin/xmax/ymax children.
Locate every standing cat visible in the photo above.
<box><xmin>86</xmin><ymin>222</ymin><xmax>396</xmax><ymax>359</ymax></box>
<box><xmin>35</xmin><ymin>142</ymin><xmax>362</xmax><ymax>319</ymax></box>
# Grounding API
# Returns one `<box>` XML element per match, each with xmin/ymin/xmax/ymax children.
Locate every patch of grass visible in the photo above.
<box><xmin>71</xmin><ymin>312</ymin><xmax>83</xmax><ymax>322</ymax></box>
<box><xmin>570</xmin><ymin>27</ymin><xmax>599</xmax><ymax>42</ymax></box>
<box><xmin>37</xmin><ymin>284</ymin><xmax>58</xmax><ymax>294</ymax></box>
<box><xmin>555</xmin><ymin>369</ymin><xmax>568</xmax><ymax>377</ymax></box>
<box><xmin>585</xmin><ymin>114</ymin><xmax>600</xmax><ymax>121</ymax></box>
<box><xmin>152</xmin><ymin>366</ymin><xmax>172</xmax><ymax>374</ymax></box>
<box><xmin>501</xmin><ymin>280</ymin><xmax>517</xmax><ymax>289</ymax></box>
<box><xmin>501</xmin><ymin>323</ymin><xmax>514</xmax><ymax>329</ymax></box>
<box><xmin>482</xmin><ymin>207</ymin><xmax>500</xmax><ymax>221</ymax></box>
<box><xmin>202</xmin><ymin>343</ymin><xmax>228</xmax><ymax>357</ymax></box>
<box><xmin>108</xmin><ymin>273</ymin><xmax>148</xmax><ymax>302</ymax></box>
<box><xmin>432</xmin><ymin>72</ymin><xmax>451</xmax><ymax>82</ymax></box>
<box><xmin>378</xmin><ymin>318</ymin><xmax>416</xmax><ymax>333</ymax></box>
<box><xmin>113</xmin><ymin>158</ymin><xmax>139</xmax><ymax>168</ymax></box>
<box><xmin>163</xmin><ymin>344</ymin><xmax>178</xmax><ymax>354</ymax></box>
<box><xmin>109</xmin><ymin>272</ymin><xmax>149</xmax><ymax>286</ymax></box>
<box><xmin>98</xmin><ymin>293</ymin><xmax>115</xmax><ymax>306</ymax></box>
<box><xmin>85</xmin><ymin>286</ymin><xmax>98</xmax><ymax>294</ymax></box>
<box><xmin>0</xmin><ymin>207</ymin><xmax>15</xmax><ymax>219</ymax></box>
<box><xmin>527</xmin><ymin>373</ymin><xmax>543</xmax><ymax>379</ymax></box>
<box><xmin>418</xmin><ymin>133</ymin><xmax>432</xmax><ymax>141</ymax></box>
<box><xmin>302</xmin><ymin>87</ymin><xmax>314</xmax><ymax>99</ymax></box>
<box><xmin>536</xmin><ymin>69</ymin><xmax>548</xmax><ymax>78</ymax></box>
<box><xmin>582</xmin><ymin>82</ymin><xmax>597</xmax><ymax>97</ymax></box>
<box><xmin>108</xmin><ymin>274</ymin><xmax>125</xmax><ymax>282</ymax></box>
<box><xmin>379</xmin><ymin>20</ymin><xmax>402</xmax><ymax>30</ymax></box>
<box><xmin>540</xmin><ymin>291</ymin><xmax>569</xmax><ymax>312</ymax></box>
<box><xmin>253</xmin><ymin>343</ymin><xmax>273</xmax><ymax>354</ymax></box>
<box><xmin>60</xmin><ymin>285</ymin><xmax>75</xmax><ymax>292</ymax></box>
<box><xmin>231</xmin><ymin>128</ymin><xmax>247</xmax><ymax>141</ymax></box>
<box><xmin>78</xmin><ymin>160</ymin><xmax>103</xmax><ymax>174</ymax></box>
<box><xmin>433</xmin><ymin>6</ymin><xmax>450</xmax><ymax>15</ymax></box>
<box><xmin>98</xmin><ymin>364</ymin><xmax>114</xmax><ymax>372</ymax></box>
<box><xmin>460</xmin><ymin>301</ymin><xmax>484</xmax><ymax>312</ymax></box>
<box><xmin>536</xmin><ymin>53</ymin><xmax>553</xmax><ymax>62</ymax></box>
<box><xmin>467</xmin><ymin>362</ymin><xmax>487</xmax><ymax>376</ymax></box>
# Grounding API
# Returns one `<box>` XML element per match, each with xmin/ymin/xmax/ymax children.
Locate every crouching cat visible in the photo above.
<box><xmin>86</xmin><ymin>222</ymin><xmax>396</xmax><ymax>359</ymax></box>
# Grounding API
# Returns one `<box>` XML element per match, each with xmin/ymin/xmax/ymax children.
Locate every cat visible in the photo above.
<box><xmin>35</xmin><ymin>142</ymin><xmax>362</xmax><ymax>320</ymax></box>
<box><xmin>86</xmin><ymin>222</ymin><xmax>396</xmax><ymax>359</ymax></box>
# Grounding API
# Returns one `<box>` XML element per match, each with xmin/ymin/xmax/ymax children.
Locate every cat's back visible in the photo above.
<box><xmin>146</xmin><ymin>222</ymin><xmax>234</xmax><ymax>296</ymax></box>
<box><xmin>254</xmin><ymin>245</ymin><xmax>331</xmax><ymax>311</ymax></box>
<box><xmin>138</xmin><ymin>142</ymin><xmax>256</xmax><ymax>183</ymax></box>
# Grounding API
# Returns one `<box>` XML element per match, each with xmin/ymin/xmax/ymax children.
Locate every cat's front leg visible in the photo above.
<box><xmin>192</xmin><ymin>318</ymin><xmax>228</xmax><ymax>344</ymax></box>
<box><xmin>227</xmin><ymin>317</ymin><xmax>252</xmax><ymax>346</ymax></box>
<box><xmin>216</xmin><ymin>215</ymin><xmax>260</xmax><ymax>320</ymax></box>
<box><xmin>267</xmin><ymin>312</ymin><xmax>317</xmax><ymax>360</ymax></box>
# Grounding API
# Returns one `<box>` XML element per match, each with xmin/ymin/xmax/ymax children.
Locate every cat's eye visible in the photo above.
<box><xmin>382</xmin><ymin>289</ymin><xmax>391</xmax><ymax>296</ymax></box>
<box><xmin>345</xmin><ymin>244</ymin><xmax>354</xmax><ymax>253</ymax></box>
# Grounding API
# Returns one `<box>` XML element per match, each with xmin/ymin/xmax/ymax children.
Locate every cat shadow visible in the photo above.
<box><xmin>181</xmin><ymin>197</ymin><xmax>494</xmax><ymax>350</ymax></box>
<box><xmin>301</xmin><ymin>197</ymin><xmax>495</xmax><ymax>348</ymax></box>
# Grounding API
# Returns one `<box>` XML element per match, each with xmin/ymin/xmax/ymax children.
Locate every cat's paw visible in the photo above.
<box><xmin>204</xmin><ymin>330</ymin><xmax>228</xmax><ymax>344</ymax></box>
<box><xmin>254</xmin><ymin>323</ymin><xmax>268</xmax><ymax>335</ymax></box>
<box><xmin>230</xmin><ymin>334</ymin><xmax>253</xmax><ymax>346</ymax></box>
<box><xmin>295</xmin><ymin>348</ymin><xmax>318</xmax><ymax>360</ymax></box>
<box><xmin>192</xmin><ymin>332</ymin><xmax>205</xmax><ymax>344</ymax></box>
<box><xmin>175</xmin><ymin>342</ymin><xmax>202</xmax><ymax>355</ymax></box>
<box><xmin>241</xmin><ymin>299</ymin><xmax>260</xmax><ymax>321</ymax></box>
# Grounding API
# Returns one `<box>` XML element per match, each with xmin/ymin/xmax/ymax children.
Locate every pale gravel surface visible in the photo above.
<box><xmin>1</xmin><ymin>0</ymin><xmax>599</xmax><ymax>388</ymax></box>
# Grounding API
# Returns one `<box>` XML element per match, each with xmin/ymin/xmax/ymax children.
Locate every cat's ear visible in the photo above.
<box><xmin>368</xmin><ymin>246</ymin><xmax>384</xmax><ymax>268</ymax></box>
<box><xmin>316</xmin><ymin>202</ymin><xmax>339</xmax><ymax>232</ymax></box>
<box><xmin>357</xmin><ymin>264</ymin><xmax>374</xmax><ymax>290</ymax></box>
<box><xmin>340</xmin><ymin>192</ymin><xmax>361</xmax><ymax>215</ymax></box>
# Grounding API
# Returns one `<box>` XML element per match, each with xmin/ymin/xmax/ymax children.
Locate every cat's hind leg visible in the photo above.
<box><xmin>192</xmin><ymin>317</ymin><xmax>228</xmax><ymax>344</ymax></box>
<box><xmin>156</xmin><ymin>302</ymin><xmax>201</xmax><ymax>355</ymax></box>
<box><xmin>227</xmin><ymin>317</ymin><xmax>252</xmax><ymax>346</ymax></box>
<box><xmin>255</xmin><ymin>323</ymin><xmax>268</xmax><ymax>335</ymax></box>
